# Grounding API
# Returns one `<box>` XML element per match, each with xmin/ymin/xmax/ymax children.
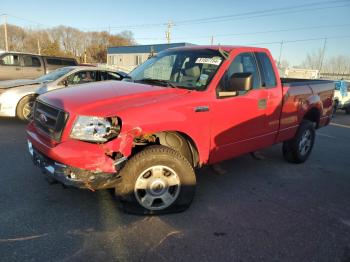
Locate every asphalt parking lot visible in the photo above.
<box><xmin>0</xmin><ymin>113</ymin><xmax>349</xmax><ymax>262</ymax></box>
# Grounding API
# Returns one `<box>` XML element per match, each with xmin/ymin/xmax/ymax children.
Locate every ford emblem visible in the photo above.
<box><xmin>39</xmin><ymin>113</ymin><xmax>48</xmax><ymax>123</ymax></box>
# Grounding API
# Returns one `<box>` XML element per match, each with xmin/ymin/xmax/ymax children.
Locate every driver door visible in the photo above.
<box><xmin>209</xmin><ymin>52</ymin><xmax>271</xmax><ymax>164</ymax></box>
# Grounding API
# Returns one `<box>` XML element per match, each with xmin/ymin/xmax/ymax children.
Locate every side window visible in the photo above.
<box><xmin>99</xmin><ymin>71</ymin><xmax>108</xmax><ymax>81</ymax></box>
<box><xmin>62</xmin><ymin>59</ymin><xmax>76</xmax><ymax>66</ymax></box>
<box><xmin>47</xmin><ymin>58</ymin><xmax>62</xmax><ymax>65</ymax></box>
<box><xmin>107</xmin><ymin>72</ymin><xmax>121</xmax><ymax>80</ymax></box>
<box><xmin>219</xmin><ymin>52</ymin><xmax>261</xmax><ymax>92</ymax></box>
<box><xmin>0</xmin><ymin>54</ymin><xmax>20</xmax><ymax>66</ymax></box>
<box><xmin>256</xmin><ymin>52</ymin><xmax>277</xmax><ymax>88</ymax></box>
<box><xmin>66</xmin><ymin>71</ymin><xmax>97</xmax><ymax>85</ymax></box>
<box><xmin>23</xmin><ymin>56</ymin><xmax>41</xmax><ymax>67</ymax></box>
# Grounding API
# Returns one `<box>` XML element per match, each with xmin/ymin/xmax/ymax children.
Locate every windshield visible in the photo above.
<box><xmin>36</xmin><ymin>67</ymin><xmax>74</xmax><ymax>82</ymax></box>
<box><xmin>128</xmin><ymin>49</ymin><xmax>224</xmax><ymax>90</ymax></box>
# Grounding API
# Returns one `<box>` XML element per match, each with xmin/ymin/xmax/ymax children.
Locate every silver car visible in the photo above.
<box><xmin>0</xmin><ymin>66</ymin><xmax>125</xmax><ymax>121</ymax></box>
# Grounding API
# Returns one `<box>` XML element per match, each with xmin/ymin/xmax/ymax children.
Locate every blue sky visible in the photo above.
<box><xmin>1</xmin><ymin>0</ymin><xmax>350</xmax><ymax>66</ymax></box>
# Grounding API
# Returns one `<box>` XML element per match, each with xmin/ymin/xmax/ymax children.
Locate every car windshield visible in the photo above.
<box><xmin>36</xmin><ymin>67</ymin><xmax>74</xmax><ymax>82</ymax></box>
<box><xmin>127</xmin><ymin>49</ymin><xmax>224</xmax><ymax>90</ymax></box>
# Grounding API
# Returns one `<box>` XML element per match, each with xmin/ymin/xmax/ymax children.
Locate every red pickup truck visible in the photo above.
<box><xmin>26</xmin><ymin>46</ymin><xmax>334</xmax><ymax>214</ymax></box>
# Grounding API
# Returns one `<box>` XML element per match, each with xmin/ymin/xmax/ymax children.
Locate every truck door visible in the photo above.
<box><xmin>209</xmin><ymin>52</ymin><xmax>272</xmax><ymax>164</ymax></box>
<box><xmin>22</xmin><ymin>55</ymin><xmax>44</xmax><ymax>79</ymax></box>
<box><xmin>0</xmin><ymin>53</ymin><xmax>22</xmax><ymax>80</ymax></box>
<box><xmin>255</xmin><ymin>52</ymin><xmax>282</xmax><ymax>138</ymax></box>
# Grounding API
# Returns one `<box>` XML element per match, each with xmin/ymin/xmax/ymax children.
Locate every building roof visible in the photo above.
<box><xmin>107</xmin><ymin>42</ymin><xmax>193</xmax><ymax>54</ymax></box>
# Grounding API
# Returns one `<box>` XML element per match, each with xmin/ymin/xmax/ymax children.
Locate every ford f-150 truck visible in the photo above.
<box><xmin>26</xmin><ymin>46</ymin><xmax>334</xmax><ymax>214</ymax></box>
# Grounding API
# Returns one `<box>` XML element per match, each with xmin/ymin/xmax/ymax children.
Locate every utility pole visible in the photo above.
<box><xmin>2</xmin><ymin>14</ymin><xmax>9</xmax><ymax>52</ymax></box>
<box><xmin>319</xmin><ymin>37</ymin><xmax>327</xmax><ymax>73</ymax></box>
<box><xmin>165</xmin><ymin>21</ymin><xmax>173</xmax><ymax>44</ymax></box>
<box><xmin>210</xmin><ymin>35</ymin><xmax>214</xmax><ymax>45</ymax></box>
<box><xmin>37</xmin><ymin>39</ymin><xmax>41</xmax><ymax>55</ymax></box>
<box><xmin>278</xmin><ymin>40</ymin><xmax>284</xmax><ymax>68</ymax></box>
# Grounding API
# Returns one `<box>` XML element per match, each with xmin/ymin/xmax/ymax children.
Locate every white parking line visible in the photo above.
<box><xmin>330</xmin><ymin>123</ymin><xmax>350</xmax><ymax>129</ymax></box>
<box><xmin>318</xmin><ymin>133</ymin><xmax>336</xmax><ymax>139</ymax></box>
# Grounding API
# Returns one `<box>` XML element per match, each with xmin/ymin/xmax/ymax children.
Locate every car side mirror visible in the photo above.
<box><xmin>62</xmin><ymin>80</ymin><xmax>68</xmax><ymax>87</ymax></box>
<box><xmin>218</xmin><ymin>73</ymin><xmax>253</xmax><ymax>98</ymax></box>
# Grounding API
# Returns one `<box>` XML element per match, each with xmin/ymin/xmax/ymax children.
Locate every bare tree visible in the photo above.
<box><xmin>1</xmin><ymin>23</ymin><xmax>134</xmax><ymax>63</ymax></box>
<box><xmin>301</xmin><ymin>48</ymin><xmax>323</xmax><ymax>70</ymax></box>
<box><xmin>323</xmin><ymin>55</ymin><xmax>350</xmax><ymax>74</ymax></box>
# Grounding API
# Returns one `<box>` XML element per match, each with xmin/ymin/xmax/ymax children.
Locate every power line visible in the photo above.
<box><xmin>246</xmin><ymin>35</ymin><xmax>350</xmax><ymax>46</ymax></box>
<box><xmin>4</xmin><ymin>13</ymin><xmax>47</xmax><ymax>27</ymax></box>
<box><xmin>82</xmin><ymin>0</ymin><xmax>349</xmax><ymax>30</ymax></box>
<box><xmin>2</xmin><ymin>0</ymin><xmax>350</xmax><ymax>34</ymax></box>
<box><xmin>134</xmin><ymin>23</ymin><xmax>350</xmax><ymax>41</ymax></box>
<box><xmin>174</xmin><ymin>0</ymin><xmax>349</xmax><ymax>26</ymax></box>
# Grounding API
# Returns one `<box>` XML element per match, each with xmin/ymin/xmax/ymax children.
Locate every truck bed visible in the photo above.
<box><xmin>277</xmin><ymin>78</ymin><xmax>334</xmax><ymax>141</ymax></box>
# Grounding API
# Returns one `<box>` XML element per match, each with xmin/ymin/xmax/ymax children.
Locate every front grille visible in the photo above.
<box><xmin>33</xmin><ymin>101</ymin><xmax>68</xmax><ymax>141</ymax></box>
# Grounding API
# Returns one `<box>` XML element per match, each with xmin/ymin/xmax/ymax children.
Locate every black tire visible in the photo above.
<box><xmin>282</xmin><ymin>120</ymin><xmax>315</xmax><ymax>164</ymax></box>
<box><xmin>345</xmin><ymin>107</ymin><xmax>350</xmax><ymax>115</ymax></box>
<box><xmin>115</xmin><ymin>145</ymin><xmax>196</xmax><ymax>215</ymax></box>
<box><xmin>16</xmin><ymin>95</ymin><xmax>35</xmax><ymax>121</ymax></box>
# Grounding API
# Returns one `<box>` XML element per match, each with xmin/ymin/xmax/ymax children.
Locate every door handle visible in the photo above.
<box><xmin>36</xmin><ymin>69</ymin><xmax>42</xmax><ymax>72</ymax></box>
<box><xmin>258</xmin><ymin>98</ymin><xmax>267</xmax><ymax>109</ymax></box>
<box><xmin>15</xmin><ymin>67</ymin><xmax>21</xmax><ymax>71</ymax></box>
<box><xmin>194</xmin><ymin>106</ymin><xmax>210</xmax><ymax>112</ymax></box>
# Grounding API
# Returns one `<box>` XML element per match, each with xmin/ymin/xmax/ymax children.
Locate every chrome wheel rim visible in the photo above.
<box><xmin>134</xmin><ymin>165</ymin><xmax>181</xmax><ymax>211</ymax></box>
<box><xmin>23</xmin><ymin>101</ymin><xmax>34</xmax><ymax>120</ymax></box>
<box><xmin>299</xmin><ymin>129</ymin><xmax>312</xmax><ymax>156</ymax></box>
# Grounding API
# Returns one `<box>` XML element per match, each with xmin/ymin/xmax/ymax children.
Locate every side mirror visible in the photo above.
<box><xmin>218</xmin><ymin>72</ymin><xmax>253</xmax><ymax>98</ymax></box>
<box><xmin>228</xmin><ymin>72</ymin><xmax>253</xmax><ymax>92</ymax></box>
<box><xmin>62</xmin><ymin>80</ymin><xmax>68</xmax><ymax>87</ymax></box>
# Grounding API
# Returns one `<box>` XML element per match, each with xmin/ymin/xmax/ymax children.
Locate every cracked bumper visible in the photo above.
<box><xmin>28</xmin><ymin>140</ymin><xmax>122</xmax><ymax>190</ymax></box>
<box><xmin>26</xmin><ymin>122</ymin><xmax>128</xmax><ymax>190</ymax></box>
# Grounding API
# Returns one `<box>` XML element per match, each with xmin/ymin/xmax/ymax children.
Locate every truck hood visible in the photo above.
<box><xmin>0</xmin><ymin>79</ymin><xmax>46</xmax><ymax>89</ymax></box>
<box><xmin>39</xmin><ymin>81</ymin><xmax>190</xmax><ymax>116</ymax></box>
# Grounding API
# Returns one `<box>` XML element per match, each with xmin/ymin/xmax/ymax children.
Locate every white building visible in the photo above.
<box><xmin>107</xmin><ymin>43</ymin><xmax>193</xmax><ymax>73</ymax></box>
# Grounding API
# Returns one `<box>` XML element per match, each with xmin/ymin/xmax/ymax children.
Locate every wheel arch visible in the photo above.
<box><xmin>132</xmin><ymin>130</ymin><xmax>200</xmax><ymax>168</ymax></box>
<box><xmin>15</xmin><ymin>93</ymin><xmax>37</xmax><ymax>116</ymax></box>
<box><xmin>302</xmin><ymin>107</ymin><xmax>321</xmax><ymax>128</ymax></box>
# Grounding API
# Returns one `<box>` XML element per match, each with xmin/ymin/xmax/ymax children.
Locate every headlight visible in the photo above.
<box><xmin>70</xmin><ymin>116</ymin><xmax>121</xmax><ymax>143</ymax></box>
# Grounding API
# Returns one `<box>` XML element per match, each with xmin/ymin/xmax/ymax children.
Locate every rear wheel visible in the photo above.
<box><xmin>282</xmin><ymin>120</ymin><xmax>315</xmax><ymax>164</ymax></box>
<box><xmin>115</xmin><ymin>145</ymin><xmax>196</xmax><ymax>214</ymax></box>
<box><xmin>16</xmin><ymin>96</ymin><xmax>35</xmax><ymax>121</ymax></box>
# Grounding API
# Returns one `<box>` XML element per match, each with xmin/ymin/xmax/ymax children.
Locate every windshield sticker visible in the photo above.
<box><xmin>195</xmin><ymin>57</ymin><xmax>222</xmax><ymax>65</ymax></box>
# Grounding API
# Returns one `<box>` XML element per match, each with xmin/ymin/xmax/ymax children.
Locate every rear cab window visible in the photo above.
<box><xmin>255</xmin><ymin>52</ymin><xmax>277</xmax><ymax>88</ymax></box>
<box><xmin>46</xmin><ymin>58</ymin><xmax>77</xmax><ymax>66</ymax></box>
<box><xmin>46</xmin><ymin>58</ymin><xmax>62</xmax><ymax>65</ymax></box>
<box><xmin>62</xmin><ymin>59</ymin><xmax>77</xmax><ymax>66</ymax></box>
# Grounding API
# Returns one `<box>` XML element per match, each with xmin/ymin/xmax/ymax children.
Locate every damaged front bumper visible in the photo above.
<box><xmin>28</xmin><ymin>140</ymin><xmax>122</xmax><ymax>190</ymax></box>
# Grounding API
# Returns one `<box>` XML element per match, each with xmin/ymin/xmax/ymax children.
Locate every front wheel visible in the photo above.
<box><xmin>282</xmin><ymin>120</ymin><xmax>315</xmax><ymax>164</ymax></box>
<box><xmin>115</xmin><ymin>145</ymin><xmax>196</xmax><ymax>214</ymax></box>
